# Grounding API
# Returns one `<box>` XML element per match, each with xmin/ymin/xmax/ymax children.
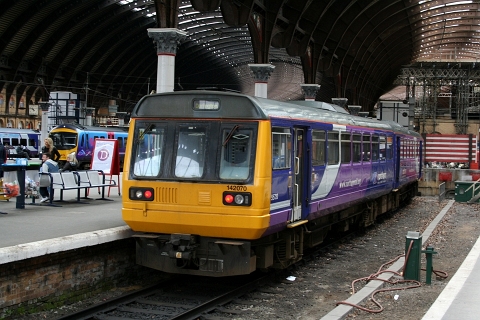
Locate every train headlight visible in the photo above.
<box><xmin>234</xmin><ymin>194</ymin><xmax>244</xmax><ymax>204</ymax></box>
<box><xmin>129</xmin><ymin>187</ymin><xmax>154</xmax><ymax>201</ymax></box>
<box><xmin>222</xmin><ymin>192</ymin><xmax>251</xmax><ymax>206</ymax></box>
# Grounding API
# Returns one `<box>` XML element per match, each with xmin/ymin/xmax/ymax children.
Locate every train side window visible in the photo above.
<box><xmin>272</xmin><ymin>128</ymin><xmax>291</xmax><ymax>169</ymax></box>
<box><xmin>341</xmin><ymin>132</ymin><xmax>351</xmax><ymax>164</ymax></box>
<box><xmin>372</xmin><ymin>135</ymin><xmax>379</xmax><ymax>162</ymax></box>
<box><xmin>117</xmin><ymin>137</ymin><xmax>123</xmax><ymax>149</ymax></box>
<box><xmin>133</xmin><ymin>125</ymin><xmax>165</xmax><ymax>177</ymax></box>
<box><xmin>363</xmin><ymin>134</ymin><xmax>371</xmax><ymax>162</ymax></box>
<box><xmin>312</xmin><ymin>130</ymin><xmax>325</xmax><ymax>166</ymax></box>
<box><xmin>175</xmin><ymin>126</ymin><xmax>207</xmax><ymax>178</ymax></box>
<box><xmin>386</xmin><ymin>136</ymin><xmax>393</xmax><ymax>160</ymax></box>
<box><xmin>327</xmin><ymin>131</ymin><xmax>339</xmax><ymax>165</ymax></box>
<box><xmin>220</xmin><ymin>126</ymin><xmax>253</xmax><ymax>180</ymax></box>
<box><xmin>352</xmin><ymin>134</ymin><xmax>361</xmax><ymax>163</ymax></box>
<box><xmin>11</xmin><ymin>138</ymin><xmax>19</xmax><ymax>146</ymax></box>
<box><xmin>379</xmin><ymin>135</ymin><xmax>386</xmax><ymax>161</ymax></box>
<box><xmin>20</xmin><ymin>139</ymin><xmax>27</xmax><ymax>146</ymax></box>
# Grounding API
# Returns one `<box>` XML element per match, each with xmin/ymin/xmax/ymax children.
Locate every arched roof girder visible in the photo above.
<box><xmin>339</xmin><ymin>1</ymin><xmax>413</xmax><ymax>105</ymax></box>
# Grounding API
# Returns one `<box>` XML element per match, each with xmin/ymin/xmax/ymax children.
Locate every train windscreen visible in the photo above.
<box><xmin>51</xmin><ymin>132</ymin><xmax>77</xmax><ymax>150</ymax></box>
<box><xmin>131</xmin><ymin>120</ymin><xmax>256</xmax><ymax>183</ymax></box>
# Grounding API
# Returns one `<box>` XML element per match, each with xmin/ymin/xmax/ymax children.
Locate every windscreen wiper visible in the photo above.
<box><xmin>137</xmin><ymin>123</ymin><xmax>154</xmax><ymax>142</ymax></box>
<box><xmin>222</xmin><ymin>125</ymin><xmax>240</xmax><ymax>147</ymax></box>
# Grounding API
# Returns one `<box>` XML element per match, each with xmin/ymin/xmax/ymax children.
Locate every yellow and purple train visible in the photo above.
<box><xmin>49</xmin><ymin>123</ymin><xmax>128</xmax><ymax>169</ymax></box>
<box><xmin>122</xmin><ymin>91</ymin><xmax>422</xmax><ymax>277</ymax></box>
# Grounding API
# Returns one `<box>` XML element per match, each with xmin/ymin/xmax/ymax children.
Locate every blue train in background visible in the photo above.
<box><xmin>49</xmin><ymin>123</ymin><xmax>128</xmax><ymax>169</ymax></box>
<box><xmin>0</xmin><ymin>128</ymin><xmax>41</xmax><ymax>158</ymax></box>
<box><xmin>122</xmin><ymin>91</ymin><xmax>423</xmax><ymax>277</ymax></box>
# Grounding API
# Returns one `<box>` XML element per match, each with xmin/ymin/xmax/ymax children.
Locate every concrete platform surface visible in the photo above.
<box><xmin>0</xmin><ymin>176</ymin><xmax>129</xmax><ymax>264</ymax></box>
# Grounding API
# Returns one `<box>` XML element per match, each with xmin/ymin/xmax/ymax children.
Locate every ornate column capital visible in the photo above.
<box><xmin>331</xmin><ymin>98</ymin><xmax>348</xmax><ymax>109</ymax></box>
<box><xmin>85</xmin><ymin>107</ymin><xmax>95</xmax><ymax>116</ymax></box>
<box><xmin>248</xmin><ymin>64</ymin><xmax>275</xmax><ymax>82</ymax></box>
<box><xmin>301</xmin><ymin>84</ymin><xmax>320</xmax><ymax>100</ymax></box>
<box><xmin>147</xmin><ymin>28</ymin><xmax>187</xmax><ymax>55</ymax></box>
<box><xmin>38</xmin><ymin>102</ymin><xmax>50</xmax><ymax>112</ymax></box>
<box><xmin>347</xmin><ymin>105</ymin><xmax>361</xmax><ymax>116</ymax></box>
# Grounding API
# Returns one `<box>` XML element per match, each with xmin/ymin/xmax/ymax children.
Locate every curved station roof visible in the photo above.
<box><xmin>1</xmin><ymin>0</ymin><xmax>479</xmax><ymax>112</ymax></box>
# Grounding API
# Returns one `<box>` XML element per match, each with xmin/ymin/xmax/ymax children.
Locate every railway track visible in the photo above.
<box><xmin>57</xmin><ymin>273</ymin><xmax>276</xmax><ymax>320</ymax></box>
<box><xmin>56</xmin><ymin>229</ymin><xmax>361</xmax><ymax>320</ymax></box>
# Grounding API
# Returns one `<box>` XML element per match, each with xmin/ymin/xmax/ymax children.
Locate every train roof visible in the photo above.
<box><xmin>288</xmin><ymin>100</ymin><xmax>349</xmax><ymax>114</ymax></box>
<box><xmin>0</xmin><ymin>128</ymin><xmax>40</xmax><ymax>134</ymax></box>
<box><xmin>133</xmin><ymin>91</ymin><xmax>421</xmax><ymax>138</ymax></box>
<box><xmin>50</xmin><ymin>123</ymin><xmax>129</xmax><ymax>133</ymax></box>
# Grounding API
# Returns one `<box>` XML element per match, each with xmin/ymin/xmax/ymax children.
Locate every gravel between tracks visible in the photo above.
<box><xmin>245</xmin><ymin>197</ymin><xmax>480</xmax><ymax>320</ymax></box>
<box><xmin>8</xmin><ymin>196</ymin><xmax>480</xmax><ymax>320</ymax></box>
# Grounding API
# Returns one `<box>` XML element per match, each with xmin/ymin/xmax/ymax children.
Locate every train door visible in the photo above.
<box><xmin>292</xmin><ymin>128</ymin><xmax>306</xmax><ymax>222</ymax></box>
<box><xmin>395</xmin><ymin>136</ymin><xmax>401</xmax><ymax>184</ymax></box>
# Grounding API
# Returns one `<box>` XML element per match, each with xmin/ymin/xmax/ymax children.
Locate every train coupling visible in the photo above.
<box><xmin>166</xmin><ymin>233</ymin><xmax>198</xmax><ymax>260</ymax></box>
<box><xmin>134</xmin><ymin>232</ymin><xmax>256</xmax><ymax>276</ymax></box>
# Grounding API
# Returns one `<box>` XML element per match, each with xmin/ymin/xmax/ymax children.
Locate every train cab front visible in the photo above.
<box><xmin>133</xmin><ymin>232</ymin><xmax>255</xmax><ymax>277</ymax></box>
<box><xmin>122</xmin><ymin>117</ymin><xmax>272</xmax><ymax>276</ymax></box>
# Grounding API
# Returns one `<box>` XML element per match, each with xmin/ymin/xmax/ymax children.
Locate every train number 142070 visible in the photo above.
<box><xmin>226</xmin><ymin>185</ymin><xmax>247</xmax><ymax>191</ymax></box>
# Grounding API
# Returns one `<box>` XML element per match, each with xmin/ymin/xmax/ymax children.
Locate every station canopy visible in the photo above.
<box><xmin>1</xmin><ymin>0</ymin><xmax>480</xmax><ymax>112</ymax></box>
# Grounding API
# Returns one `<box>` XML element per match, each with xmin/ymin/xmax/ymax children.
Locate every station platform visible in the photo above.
<box><xmin>421</xmin><ymin>233</ymin><xmax>480</xmax><ymax>319</ymax></box>
<box><xmin>0</xmin><ymin>174</ymin><xmax>130</xmax><ymax>265</ymax></box>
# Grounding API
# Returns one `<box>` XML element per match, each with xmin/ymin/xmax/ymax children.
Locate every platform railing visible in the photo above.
<box><xmin>466</xmin><ymin>178</ymin><xmax>480</xmax><ymax>203</ymax></box>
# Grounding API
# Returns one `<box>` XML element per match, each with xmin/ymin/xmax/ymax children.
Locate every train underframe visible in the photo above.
<box><xmin>134</xmin><ymin>182</ymin><xmax>418</xmax><ymax>277</ymax></box>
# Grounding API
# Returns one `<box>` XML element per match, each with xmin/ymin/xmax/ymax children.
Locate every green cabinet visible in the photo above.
<box><xmin>455</xmin><ymin>181</ymin><xmax>480</xmax><ymax>203</ymax></box>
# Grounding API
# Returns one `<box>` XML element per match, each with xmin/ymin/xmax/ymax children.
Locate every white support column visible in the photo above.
<box><xmin>248</xmin><ymin>64</ymin><xmax>275</xmax><ymax>98</ymax></box>
<box><xmin>147</xmin><ymin>28</ymin><xmax>187</xmax><ymax>93</ymax></box>
<box><xmin>39</xmin><ymin>102</ymin><xmax>50</xmax><ymax>149</ymax></box>
<box><xmin>301</xmin><ymin>84</ymin><xmax>320</xmax><ymax>101</ymax></box>
<box><xmin>116</xmin><ymin>112</ymin><xmax>127</xmax><ymax>127</ymax></box>
<box><xmin>85</xmin><ymin>108</ymin><xmax>95</xmax><ymax>126</ymax></box>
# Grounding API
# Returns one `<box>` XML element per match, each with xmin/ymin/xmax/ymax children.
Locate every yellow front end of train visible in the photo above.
<box><xmin>49</xmin><ymin>126</ymin><xmax>78</xmax><ymax>162</ymax></box>
<box><xmin>121</xmin><ymin>91</ymin><xmax>279</xmax><ymax>276</ymax></box>
<box><xmin>122</xmin><ymin>120</ymin><xmax>272</xmax><ymax>240</ymax></box>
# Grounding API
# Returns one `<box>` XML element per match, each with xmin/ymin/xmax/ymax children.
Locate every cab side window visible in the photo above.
<box><xmin>272</xmin><ymin>127</ymin><xmax>291</xmax><ymax>169</ymax></box>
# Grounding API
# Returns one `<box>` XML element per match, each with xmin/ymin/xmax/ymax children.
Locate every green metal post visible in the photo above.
<box><xmin>404</xmin><ymin>231</ymin><xmax>422</xmax><ymax>281</ymax></box>
<box><xmin>421</xmin><ymin>246</ymin><xmax>437</xmax><ymax>284</ymax></box>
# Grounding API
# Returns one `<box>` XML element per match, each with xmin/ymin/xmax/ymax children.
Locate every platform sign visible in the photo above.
<box><xmin>90</xmin><ymin>139</ymin><xmax>119</xmax><ymax>175</ymax></box>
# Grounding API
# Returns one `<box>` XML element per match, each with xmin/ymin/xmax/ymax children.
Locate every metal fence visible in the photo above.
<box><xmin>439</xmin><ymin>182</ymin><xmax>446</xmax><ymax>202</ymax></box>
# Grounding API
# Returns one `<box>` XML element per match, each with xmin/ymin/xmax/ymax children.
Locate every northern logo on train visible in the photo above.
<box><xmin>97</xmin><ymin>148</ymin><xmax>110</xmax><ymax>161</ymax></box>
<box><xmin>371</xmin><ymin>172</ymin><xmax>387</xmax><ymax>184</ymax></box>
<box><xmin>339</xmin><ymin>178</ymin><xmax>362</xmax><ymax>188</ymax></box>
